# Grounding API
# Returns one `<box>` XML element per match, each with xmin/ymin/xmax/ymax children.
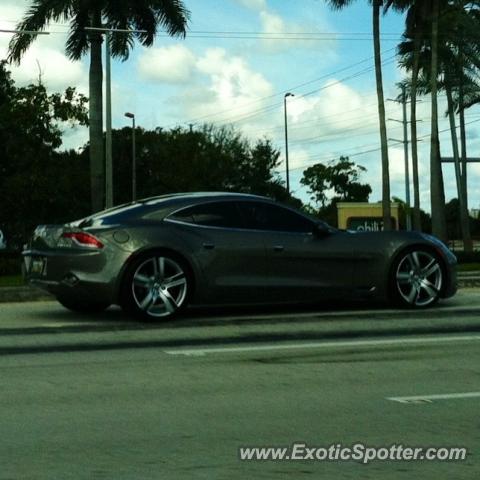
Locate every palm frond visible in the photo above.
<box><xmin>325</xmin><ymin>0</ymin><xmax>356</xmax><ymax>11</ymax></box>
<box><xmin>8</xmin><ymin>0</ymin><xmax>75</xmax><ymax>64</ymax></box>
<box><xmin>152</xmin><ymin>0</ymin><xmax>190</xmax><ymax>37</ymax></box>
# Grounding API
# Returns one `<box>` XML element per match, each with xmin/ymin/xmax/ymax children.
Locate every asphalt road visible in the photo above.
<box><xmin>0</xmin><ymin>334</ymin><xmax>478</xmax><ymax>479</ymax></box>
<box><xmin>1</xmin><ymin>288</ymin><xmax>480</xmax><ymax>331</ymax></box>
<box><xmin>0</xmin><ymin>293</ymin><xmax>479</xmax><ymax>479</ymax></box>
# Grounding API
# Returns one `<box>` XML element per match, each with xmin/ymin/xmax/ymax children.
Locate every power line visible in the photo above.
<box><xmin>0</xmin><ymin>20</ymin><xmax>403</xmax><ymax>37</ymax></box>
<box><xmin>187</xmin><ymin>30</ymin><xmax>402</xmax><ymax>36</ymax></box>
<box><xmin>166</xmin><ymin>47</ymin><xmax>397</xmax><ymax>128</ymax></box>
<box><xmin>156</xmin><ymin>34</ymin><xmax>401</xmax><ymax>41</ymax></box>
<box><xmin>202</xmin><ymin>56</ymin><xmax>397</xmax><ymax>127</ymax></box>
<box><xmin>287</xmin><ymin>118</ymin><xmax>480</xmax><ymax>173</ymax></box>
<box><xmin>289</xmin><ymin>123</ymin><xmax>404</xmax><ymax>146</ymax></box>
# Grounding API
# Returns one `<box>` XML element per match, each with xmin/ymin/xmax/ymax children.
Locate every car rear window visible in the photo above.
<box><xmin>168</xmin><ymin>202</ymin><xmax>244</xmax><ymax>229</ymax></box>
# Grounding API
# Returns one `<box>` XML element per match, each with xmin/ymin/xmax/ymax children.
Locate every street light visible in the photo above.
<box><xmin>284</xmin><ymin>92</ymin><xmax>294</xmax><ymax>194</ymax></box>
<box><xmin>124</xmin><ymin>112</ymin><xmax>136</xmax><ymax>202</ymax></box>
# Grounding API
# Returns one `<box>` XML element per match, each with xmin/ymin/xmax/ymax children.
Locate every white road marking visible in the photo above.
<box><xmin>387</xmin><ymin>392</ymin><xmax>480</xmax><ymax>403</ymax></box>
<box><xmin>164</xmin><ymin>334</ymin><xmax>480</xmax><ymax>356</ymax></box>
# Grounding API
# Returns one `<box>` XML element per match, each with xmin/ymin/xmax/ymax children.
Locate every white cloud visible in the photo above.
<box><xmin>236</xmin><ymin>0</ymin><xmax>267</xmax><ymax>11</ymax></box>
<box><xmin>137</xmin><ymin>44</ymin><xmax>196</xmax><ymax>84</ymax></box>
<box><xmin>283</xmin><ymin>81</ymin><xmax>383</xmax><ymax>146</ymax></box>
<box><xmin>176</xmin><ymin>47</ymin><xmax>273</xmax><ymax>123</ymax></box>
<box><xmin>279</xmin><ymin>147</ymin><xmax>311</xmax><ymax>171</ymax></box>
<box><xmin>0</xmin><ymin>3</ymin><xmax>87</xmax><ymax>93</ymax></box>
<box><xmin>60</xmin><ymin>124</ymin><xmax>89</xmax><ymax>151</ymax></box>
<box><xmin>258</xmin><ymin>9</ymin><xmax>334</xmax><ymax>54</ymax></box>
<box><xmin>235</xmin><ymin>0</ymin><xmax>335</xmax><ymax>54</ymax></box>
<box><xmin>259</xmin><ymin>10</ymin><xmax>284</xmax><ymax>32</ymax></box>
<box><xmin>7</xmin><ymin>44</ymin><xmax>85</xmax><ymax>91</ymax></box>
<box><xmin>388</xmin><ymin>147</ymin><xmax>409</xmax><ymax>183</ymax></box>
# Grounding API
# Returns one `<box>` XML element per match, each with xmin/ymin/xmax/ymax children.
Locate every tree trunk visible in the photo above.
<box><xmin>429</xmin><ymin>0</ymin><xmax>447</xmax><ymax>242</ymax></box>
<box><xmin>446</xmin><ymin>84</ymin><xmax>473</xmax><ymax>252</ymax></box>
<box><xmin>410</xmin><ymin>7</ymin><xmax>422</xmax><ymax>231</ymax></box>
<box><xmin>373</xmin><ymin>0</ymin><xmax>392</xmax><ymax>230</ymax></box>
<box><xmin>88</xmin><ymin>11</ymin><xmax>104</xmax><ymax>214</ymax></box>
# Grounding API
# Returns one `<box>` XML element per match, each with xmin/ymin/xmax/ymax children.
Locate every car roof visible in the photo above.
<box><xmin>75</xmin><ymin>192</ymin><xmax>273</xmax><ymax>226</ymax></box>
<box><xmin>139</xmin><ymin>192</ymin><xmax>269</xmax><ymax>204</ymax></box>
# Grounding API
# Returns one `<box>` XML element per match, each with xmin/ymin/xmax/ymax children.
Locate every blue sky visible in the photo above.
<box><xmin>1</xmin><ymin>0</ymin><xmax>480</xmax><ymax>213</ymax></box>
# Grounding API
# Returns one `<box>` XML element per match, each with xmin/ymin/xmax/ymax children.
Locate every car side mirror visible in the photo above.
<box><xmin>313</xmin><ymin>222</ymin><xmax>331</xmax><ymax>237</ymax></box>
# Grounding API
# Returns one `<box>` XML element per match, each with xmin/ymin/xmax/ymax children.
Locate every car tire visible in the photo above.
<box><xmin>120</xmin><ymin>252</ymin><xmax>191</xmax><ymax>321</ymax></box>
<box><xmin>56</xmin><ymin>295</ymin><xmax>110</xmax><ymax>313</ymax></box>
<box><xmin>391</xmin><ymin>247</ymin><xmax>444</xmax><ymax>308</ymax></box>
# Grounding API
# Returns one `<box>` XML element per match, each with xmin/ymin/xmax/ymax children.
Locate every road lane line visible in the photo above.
<box><xmin>387</xmin><ymin>392</ymin><xmax>480</xmax><ymax>403</ymax></box>
<box><xmin>163</xmin><ymin>334</ymin><xmax>480</xmax><ymax>356</ymax></box>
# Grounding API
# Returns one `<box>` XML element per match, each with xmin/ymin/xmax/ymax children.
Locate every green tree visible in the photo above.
<box><xmin>106</xmin><ymin>124</ymin><xmax>298</xmax><ymax>206</ymax></box>
<box><xmin>300</xmin><ymin>156</ymin><xmax>372</xmax><ymax>216</ymax></box>
<box><xmin>326</xmin><ymin>0</ymin><xmax>391</xmax><ymax>229</ymax></box>
<box><xmin>8</xmin><ymin>0</ymin><xmax>189</xmax><ymax>214</ymax></box>
<box><xmin>0</xmin><ymin>62</ymin><xmax>88</xmax><ymax>247</ymax></box>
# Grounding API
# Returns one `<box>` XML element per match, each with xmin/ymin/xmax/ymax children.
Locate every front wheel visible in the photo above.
<box><xmin>391</xmin><ymin>248</ymin><xmax>444</xmax><ymax>308</ymax></box>
<box><xmin>120</xmin><ymin>253</ymin><xmax>190</xmax><ymax>321</ymax></box>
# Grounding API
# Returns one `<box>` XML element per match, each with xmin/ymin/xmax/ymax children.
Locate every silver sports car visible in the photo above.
<box><xmin>23</xmin><ymin>192</ymin><xmax>457</xmax><ymax>320</ymax></box>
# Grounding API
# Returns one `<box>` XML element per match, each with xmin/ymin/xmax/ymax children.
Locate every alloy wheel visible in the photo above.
<box><xmin>395</xmin><ymin>250</ymin><xmax>443</xmax><ymax>307</ymax></box>
<box><xmin>131</xmin><ymin>255</ymin><xmax>188</xmax><ymax>318</ymax></box>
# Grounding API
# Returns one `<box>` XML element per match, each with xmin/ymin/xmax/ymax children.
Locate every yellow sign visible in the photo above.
<box><xmin>337</xmin><ymin>202</ymin><xmax>400</xmax><ymax>231</ymax></box>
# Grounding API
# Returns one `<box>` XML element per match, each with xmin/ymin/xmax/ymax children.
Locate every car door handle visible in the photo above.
<box><xmin>202</xmin><ymin>243</ymin><xmax>215</xmax><ymax>250</ymax></box>
<box><xmin>273</xmin><ymin>245</ymin><xmax>284</xmax><ymax>252</ymax></box>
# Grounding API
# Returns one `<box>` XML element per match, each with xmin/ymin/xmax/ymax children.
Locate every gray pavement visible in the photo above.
<box><xmin>0</xmin><ymin>286</ymin><xmax>479</xmax><ymax>479</ymax></box>
<box><xmin>0</xmin><ymin>333</ymin><xmax>478</xmax><ymax>479</ymax></box>
<box><xmin>0</xmin><ymin>289</ymin><xmax>479</xmax><ymax>355</ymax></box>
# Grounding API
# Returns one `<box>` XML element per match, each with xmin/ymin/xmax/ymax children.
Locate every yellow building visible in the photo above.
<box><xmin>337</xmin><ymin>202</ymin><xmax>401</xmax><ymax>231</ymax></box>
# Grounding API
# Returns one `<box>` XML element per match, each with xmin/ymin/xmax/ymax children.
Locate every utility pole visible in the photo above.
<box><xmin>85</xmin><ymin>26</ymin><xmax>146</xmax><ymax>210</ymax></box>
<box><xmin>125</xmin><ymin>112</ymin><xmax>136</xmax><ymax>201</ymax></box>
<box><xmin>388</xmin><ymin>86</ymin><xmax>412</xmax><ymax>230</ymax></box>
<box><xmin>284</xmin><ymin>92</ymin><xmax>294</xmax><ymax>194</ymax></box>
<box><xmin>401</xmin><ymin>85</ymin><xmax>411</xmax><ymax>231</ymax></box>
<box><xmin>105</xmin><ymin>31</ymin><xmax>113</xmax><ymax>209</ymax></box>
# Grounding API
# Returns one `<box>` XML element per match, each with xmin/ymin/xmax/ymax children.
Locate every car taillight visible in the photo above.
<box><xmin>60</xmin><ymin>232</ymin><xmax>104</xmax><ymax>249</ymax></box>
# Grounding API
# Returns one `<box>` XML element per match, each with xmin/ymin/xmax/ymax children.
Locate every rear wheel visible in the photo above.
<box><xmin>121</xmin><ymin>252</ymin><xmax>190</xmax><ymax>321</ymax></box>
<box><xmin>391</xmin><ymin>248</ymin><xmax>443</xmax><ymax>308</ymax></box>
<box><xmin>56</xmin><ymin>295</ymin><xmax>110</xmax><ymax>313</ymax></box>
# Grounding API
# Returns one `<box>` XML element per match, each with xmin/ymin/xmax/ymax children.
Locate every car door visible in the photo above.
<box><xmin>236</xmin><ymin>201</ymin><xmax>354</xmax><ymax>303</ymax></box>
<box><xmin>165</xmin><ymin>200</ymin><xmax>267</xmax><ymax>304</ymax></box>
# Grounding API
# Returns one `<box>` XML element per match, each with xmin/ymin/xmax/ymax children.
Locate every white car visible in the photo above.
<box><xmin>0</xmin><ymin>230</ymin><xmax>6</xmax><ymax>250</ymax></box>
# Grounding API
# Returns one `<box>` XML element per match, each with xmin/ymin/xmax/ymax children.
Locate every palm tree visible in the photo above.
<box><xmin>405</xmin><ymin>2</ymin><xmax>426</xmax><ymax>231</ymax></box>
<box><xmin>429</xmin><ymin>0</ymin><xmax>448</xmax><ymax>242</ymax></box>
<box><xmin>8</xmin><ymin>0</ymin><xmax>190</xmax><ymax>213</ymax></box>
<box><xmin>397</xmin><ymin>0</ymin><xmax>480</xmax><ymax>248</ymax></box>
<box><xmin>326</xmin><ymin>0</ymin><xmax>392</xmax><ymax>230</ymax></box>
<box><xmin>452</xmin><ymin>5</ymin><xmax>480</xmax><ymax>218</ymax></box>
<box><xmin>387</xmin><ymin>0</ymin><xmax>429</xmax><ymax>231</ymax></box>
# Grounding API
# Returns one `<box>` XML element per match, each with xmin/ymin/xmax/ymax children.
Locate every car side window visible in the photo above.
<box><xmin>167</xmin><ymin>201</ymin><xmax>244</xmax><ymax>229</ymax></box>
<box><xmin>237</xmin><ymin>201</ymin><xmax>315</xmax><ymax>233</ymax></box>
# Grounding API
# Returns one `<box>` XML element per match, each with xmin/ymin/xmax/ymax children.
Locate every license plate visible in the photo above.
<box><xmin>30</xmin><ymin>257</ymin><xmax>46</xmax><ymax>275</ymax></box>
